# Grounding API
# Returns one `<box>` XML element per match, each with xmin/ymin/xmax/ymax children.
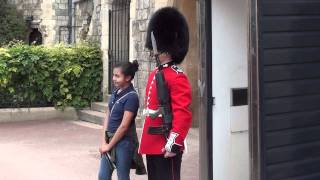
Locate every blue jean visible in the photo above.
<box><xmin>98</xmin><ymin>138</ymin><xmax>135</xmax><ymax>180</ymax></box>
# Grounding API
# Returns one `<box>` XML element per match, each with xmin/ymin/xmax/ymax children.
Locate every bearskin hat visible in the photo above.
<box><xmin>145</xmin><ymin>7</ymin><xmax>189</xmax><ymax>64</ymax></box>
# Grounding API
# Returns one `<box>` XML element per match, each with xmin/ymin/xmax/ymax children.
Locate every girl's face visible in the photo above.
<box><xmin>112</xmin><ymin>67</ymin><xmax>131</xmax><ymax>89</ymax></box>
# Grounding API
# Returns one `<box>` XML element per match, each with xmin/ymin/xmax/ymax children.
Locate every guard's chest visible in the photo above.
<box><xmin>145</xmin><ymin>72</ymin><xmax>159</xmax><ymax>109</ymax></box>
<box><xmin>145</xmin><ymin>68</ymin><xmax>176</xmax><ymax>109</ymax></box>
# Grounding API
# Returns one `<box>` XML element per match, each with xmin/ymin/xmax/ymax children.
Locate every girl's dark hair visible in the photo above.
<box><xmin>114</xmin><ymin>60</ymin><xmax>139</xmax><ymax>80</ymax></box>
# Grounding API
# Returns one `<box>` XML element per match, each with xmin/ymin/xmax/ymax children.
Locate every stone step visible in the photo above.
<box><xmin>78</xmin><ymin>110</ymin><xmax>106</xmax><ymax>125</ymax></box>
<box><xmin>91</xmin><ymin>102</ymin><xmax>108</xmax><ymax>113</ymax></box>
<box><xmin>78</xmin><ymin>109</ymin><xmax>144</xmax><ymax>127</ymax></box>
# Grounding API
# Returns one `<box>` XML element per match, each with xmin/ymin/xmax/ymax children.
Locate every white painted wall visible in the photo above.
<box><xmin>211</xmin><ymin>0</ymin><xmax>249</xmax><ymax>179</ymax></box>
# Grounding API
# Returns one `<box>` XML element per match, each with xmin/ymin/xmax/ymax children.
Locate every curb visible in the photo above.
<box><xmin>0</xmin><ymin>107</ymin><xmax>78</xmax><ymax>123</ymax></box>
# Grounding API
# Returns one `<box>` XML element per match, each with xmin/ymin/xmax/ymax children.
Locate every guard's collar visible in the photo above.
<box><xmin>158</xmin><ymin>61</ymin><xmax>175</xmax><ymax>70</ymax></box>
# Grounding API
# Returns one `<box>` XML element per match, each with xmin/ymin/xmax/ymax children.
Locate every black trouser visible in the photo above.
<box><xmin>146</xmin><ymin>153</ymin><xmax>182</xmax><ymax>180</ymax></box>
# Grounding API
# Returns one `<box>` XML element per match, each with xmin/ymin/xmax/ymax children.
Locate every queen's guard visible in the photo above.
<box><xmin>138</xmin><ymin>7</ymin><xmax>192</xmax><ymax>180</ymax></box>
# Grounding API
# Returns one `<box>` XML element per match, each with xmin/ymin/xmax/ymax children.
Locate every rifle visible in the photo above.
<box><xmin>147</xmin><ymin>31</ymin><xmax>173</xmax><ymax>138</ymax></box>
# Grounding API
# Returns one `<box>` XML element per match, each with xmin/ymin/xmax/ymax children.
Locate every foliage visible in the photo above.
<box><xmin>0</xmin><ymin>42</ymin><xmax>103</xmax><ymax>109</ymax></box>
<box><xmin>0</xmin><ymin>0</ymin><xmax>28</xmax><ymax>46</ymax></box>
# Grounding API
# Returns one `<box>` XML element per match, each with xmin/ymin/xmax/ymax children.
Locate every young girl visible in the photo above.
<box><xmin>98</xmin><ymin>60</ymin><xmax>145</xmax><ymax>180</ymax></box>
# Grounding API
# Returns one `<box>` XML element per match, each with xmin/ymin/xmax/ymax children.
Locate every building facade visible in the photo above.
<box><xmin>8</xmin><ymin>0</ymin><xmax>320</xmax><ymax>180</ymax></box>
<box><xmin>9</xmin><ymin>0</ymin><xmax>202</xmax><ymax>127</ymax></box>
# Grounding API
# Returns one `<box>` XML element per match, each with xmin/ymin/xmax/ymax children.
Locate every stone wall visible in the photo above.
<box><xmin>132</xmin><ymin>0</ymin><xmax>156</xmax><ymax>114</ymax></box>
<box><xmin>74</xmin><ymin>0</ymin><xmax>93</xmax><ymax>42</ymax></box>
<box><xmin>54</xmin><ymin>0</ymin><xmax>70</xmax><ymax>43</ymax></box>
<box><xmin>21</xmin><ymin>0</ymin><xmax>42</xmax><ymax>20</ymax></box>
<box><xmin>86</xmin><ymin>0</ymin><xmax>102</xmax><ymax>43</ymax></box>
<box><xmin>8</xmin><ymin>0</ymin><xmax>66</xmax><ymax>44</ymax></box>
<box><xmin>8</xmin><ymin>0</ymin><xmax>42</xmax><ymax>20</ymax></box>
<box><xmin>8</xmin><ymin>0</ymin><xmax>44</xmax><ymax>39</ymax></box>
<box><xmin>8</xmin><ymin>0</ymin><xmax>103</xmax><ymax>45</ymax></box>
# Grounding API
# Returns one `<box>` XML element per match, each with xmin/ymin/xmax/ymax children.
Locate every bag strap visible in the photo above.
<box><xmin>110</xmin><ymin>91</ymin><xmax>138</xmax><ymax>116</ymax></box>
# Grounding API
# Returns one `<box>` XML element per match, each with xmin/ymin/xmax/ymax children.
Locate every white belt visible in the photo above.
<box><xmin>142</xmin><ymin>108</ymin><xmax>162</xmax><ymax>117</ymax></box>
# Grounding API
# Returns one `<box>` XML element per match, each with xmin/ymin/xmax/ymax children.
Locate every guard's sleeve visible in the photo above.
<box><xmin>165</xmin><ymin>74</ymin><xmax>192</xmax><ymax>153</ymax></box>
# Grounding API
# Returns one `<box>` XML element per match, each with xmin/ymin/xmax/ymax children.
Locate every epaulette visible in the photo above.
<box><xmin>171</xmin><ymin>65</ymin><xmax>183</xmax><ymax>73</ymax></box>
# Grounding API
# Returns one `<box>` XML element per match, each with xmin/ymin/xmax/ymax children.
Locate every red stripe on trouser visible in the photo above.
<box><xmin>171</xmin><ymin>159</ymin><xmax>175</xmax><ymax>180</ymax></box>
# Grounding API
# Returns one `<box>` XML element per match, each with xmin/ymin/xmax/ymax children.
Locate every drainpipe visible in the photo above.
<box><xmin>72</xmin><ymin>0</ymin><xmax>82</xmax><ymax>43</ymax></box>
<box><xmin>72</xmin><ymin>0</ymin><xmax>77</xmax><ymax>44</ymax></box>
<box><xmin>67</xmin><ymin>0</ymin><xmax>72</xmax><ymax>44</ymax></box>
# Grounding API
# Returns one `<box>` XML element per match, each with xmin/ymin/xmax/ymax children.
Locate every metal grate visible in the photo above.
<box><xmin>108</xmin><ymin>0</ymin><xmax>130</xmax><ymax>93</ymax></box>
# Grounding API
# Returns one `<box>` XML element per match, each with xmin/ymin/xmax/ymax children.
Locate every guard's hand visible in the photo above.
<box><xmin>99</xmin><ymin>143</ymin><xmax>111</xmax><ymax>154</ymax></box>
<box><xmin>161</xmin><ymin>148</ymin><xmax>176</xmax><ymax>158</ymax></box>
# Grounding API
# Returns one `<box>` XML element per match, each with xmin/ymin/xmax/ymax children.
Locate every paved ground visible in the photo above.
<box><xmin>0</xmin><ymin>119</ymin><xmax>199</xmax><ymax>180</ymax></box>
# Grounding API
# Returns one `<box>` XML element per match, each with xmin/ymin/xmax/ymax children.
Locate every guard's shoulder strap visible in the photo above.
<box><xmin>171</xmin><ymin>64</ymin><xmax>183</xmax><ymax>73</ymax></box>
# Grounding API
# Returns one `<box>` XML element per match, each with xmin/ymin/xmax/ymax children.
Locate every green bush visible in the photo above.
<box><xmin>0</xmin><ymin>42</ymin><xmax>103</xmax><ymax>109</ymax></box>
<box><xmin>0</xmin><ymin>0</ymin><xmax>28</xmax><ymax>45</ymax></box>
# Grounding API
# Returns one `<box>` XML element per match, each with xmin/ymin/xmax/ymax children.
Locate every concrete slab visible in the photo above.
<box><xmin>0</xmin><ymin>107</ymin><xmax>78</xmax><ymax>123</ymax></box>
<box><xmin>0</xmin><ymin>120</ymin><xmax>199</xmax><ymax>180</ymax></box>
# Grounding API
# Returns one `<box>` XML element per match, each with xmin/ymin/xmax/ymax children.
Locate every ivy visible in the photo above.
<box><xmin>0</xmin><ymin>42</ymin><xmax>103</xmax><ymax>109</ymax></box>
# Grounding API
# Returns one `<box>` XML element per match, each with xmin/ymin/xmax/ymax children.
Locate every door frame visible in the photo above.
<box><xmin>199</xmin><ymin>0</ymin><xmax>213</xmax><ymax>179</ymax></box>
<box><xmin>203</xmin><ymin>0</ymin><xmax>262</xmax><ymax>179</ymax></box>
<box><xmin>249</xmin><ymin>0</ymin><xmax>262</xmax><ymax>179</ymax></box>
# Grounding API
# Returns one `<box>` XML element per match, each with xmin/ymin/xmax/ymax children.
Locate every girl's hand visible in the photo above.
<box><xmin>99</xmin><ymin>143</ymin><xmax>111</xmax><ymax>154</ymax></box>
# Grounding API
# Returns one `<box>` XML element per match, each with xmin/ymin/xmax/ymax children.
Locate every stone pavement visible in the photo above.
<box><xmin>0</xmin><ymin>119</ymin><xmax>199</xmax><ymax>180</ymax></box>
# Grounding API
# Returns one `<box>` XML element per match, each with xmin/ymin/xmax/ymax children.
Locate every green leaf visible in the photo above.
<box><xmin>8</xmin><ymin>87</ymin><xmax>14</xmax><ymax>93</ymax></box>
<box><xmin>66</xmin><ymin>94</ymin><xmax>72</xmax><ymax>100</ymax></box>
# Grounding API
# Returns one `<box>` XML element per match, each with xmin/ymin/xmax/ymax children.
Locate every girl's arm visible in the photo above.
<box><xmin>101</xmin><ymin>109</ymin><xmax>110</xmax><ymax>145</ymax></box>
<box><xmin>107</xmin><ymin>111</ymin><xmax>135</xmax><ymax>148</ymax></box>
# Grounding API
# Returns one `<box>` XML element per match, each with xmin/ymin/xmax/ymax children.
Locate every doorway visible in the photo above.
<box><xmin>108</xmin><ymin>0</ymin><xmax>130</xmax><ymax>92</ymax></box>
<box><xmin>29</xmin><ymin>28</ymin><xmax>43</xmax><ymax>45</ymax></box>
<box><xmin>210</xmin><ymin>0</ymin><xmax>250</xmax><ymax>179</ymax></box>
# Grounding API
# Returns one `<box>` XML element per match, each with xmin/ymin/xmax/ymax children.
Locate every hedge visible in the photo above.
<box><xmin>0</xmin><ymin>1</ymin><xmax>28</xmax><ymax>45</ymax></box>
<box><xmin>0</xmin><ymin>42</ymin><xmax>103</xmax><ymax>109</ymax></box>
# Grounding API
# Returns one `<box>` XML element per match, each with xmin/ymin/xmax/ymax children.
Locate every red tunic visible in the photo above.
<box><xmin>139</xmin><ymin>64</ymin><xmax>192</xmax><ymax>155</ymax></box>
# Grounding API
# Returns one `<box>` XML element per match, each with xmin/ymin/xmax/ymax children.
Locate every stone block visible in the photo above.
<box><xmin>142</xmin><ymin>0</ymin><xmax>149</xmax><ymax>9</ymax></box>
<box><xmin>59</xmin><ymin>3</ymin><xmax>67</xmax><ymax>9</ymax></box>
<box><xmin>33</xmin><ymin>10</ymin><xmax>42</xmax><ymax>16</ymax></box>
<box><xmin>134</xmin><ymin>43</ymin><xmax>140</xmax><ymax>52</ymax></box>
<box><xmin>141</xmin><ymin>61</ymin><xmax>149</xmax><ymax>71</ymax></box>
<box><xmin>138</xmin><ymin>21</ymin><xmax>147</xmax><ymax>32</ymax></box>
<box><xmin>96</xmin><ymin>4</ymin><xmax>101</xmax><ymax>13</ymax></box>
<box><xmin>56</xmin><ymin>9</ymin><xmax>68</xmax><ymax>16</ymax></box>
<box><xmin>141</xmin><ymin>32</ymin><xmax>147</xmax><ymax>42</ymax></box>
<box><xmin>141</xmin><ymin>9</ymin><xmax>149</xmax><ymax>20</ymax></box>
<box><xmin>136</xmin><ymin>0</ymin><xmax>141</xmax><ymax>10</ymax></box>
<box><xmin>132</xmin><ymin>21</ymin><xmax>139</xmax><ymax>34</ymax></box>
<box><xmin>57</xmin><ymin>20</ymin><xmax>68</xmax><ymax>26</ymax></box>
<box><xmin>57</xmin><ymin>16</ymin><xmax>67</xmax><ymax>20</ymax></box>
